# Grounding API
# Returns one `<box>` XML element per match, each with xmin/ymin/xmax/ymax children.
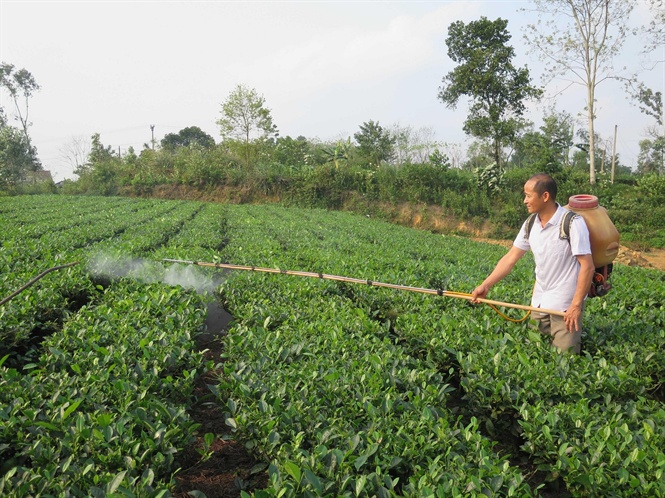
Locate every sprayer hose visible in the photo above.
<box><xmin>0</xmin><ymin>262</ymin><xmax>79</xmax><ymax>307</ymax></box>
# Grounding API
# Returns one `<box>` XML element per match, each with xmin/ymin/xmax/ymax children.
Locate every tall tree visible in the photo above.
<box><xmin>217</xmin><ymin>84</ymin><xmax>278</xmax><ymax>168</ymax></box>
<box><xmin>439</xmin><ymin>17</ymin><xmax>542</xmax><ymax>169</ymax></box>
<box><xmin>0</xmin><ymin>63</ymin><xmax>40</xmax><ymax>146</ymax></box>
<box><xmin>353</xmin><ymin>120</ymin><xmax>396</xmax><ymax>167</ymax></box>
<box><xmin>523</xmin><ymin>0</ymin><xmax>635</xmax><ymax>184</ymax></box>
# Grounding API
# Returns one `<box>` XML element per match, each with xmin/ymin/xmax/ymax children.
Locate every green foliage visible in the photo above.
<box><xmin>511</xmin><ymin>110</ymin><xmax>575</xmax><ymax>174</ymax></box>
<box><xmin>439</xmin><ymin>17</ymin><xmax>542</xmax><ymax>167</ymax></box>
<box><xmin>321</xmin><ymin>137</ymin><xmax>353</xmax><ymax>169</ymax></box>
<box><xmin>0</xmin><ymin>126</ymin><xmax>40</xmax><ymax>187</ymax></box>
<box><xmin>634</xmin><ymin>83</ymin><xmax>663</xmax><ymax>127</ymax></box>
<box><xmin>474</xmin><ymin>162</ymin><xmax>505</xmax><ymax>194</ymax></box>
<box><xmin>273</xmin><ymin>136</ymin><xmax>311</xmax><ymax>169</ymax></box>
<box><xmin>353</xmin><ymin>120</ymin><xmax>396</xmax><ymax>167</ymax></box>
<box><xmin>217</xmin><ymin>84</ymin><xmax>278</xmax><ymax>169</ymax></box>
<box><xmin>161</xmin><ymin>126</ymin><xmax>215</xmax><ymax>151</ymax></box>
<box><xmin>637</xmin><ymin>136</ymin><xmax>664</xmax><ymax>175</ymax></box>
<box><xmin>428</xmin><ymin>149</ymin><xmax>450</xmax><ymax>170</ymax></box>
<box><xmin>1</xmin><ymin>196</ymin><xmax>664</xmax><ymax>496</ymax></box>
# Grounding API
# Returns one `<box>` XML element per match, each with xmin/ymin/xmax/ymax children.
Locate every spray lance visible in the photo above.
<box><xmin>163</xmin><ymin>258</ymin><xmax>565</xmax><ymax>321</ymax></box>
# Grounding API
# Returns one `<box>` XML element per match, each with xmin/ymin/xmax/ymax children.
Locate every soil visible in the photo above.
<box><xmin>173</xmin><ymin>300</ymin><xmax>269</xmax><ymax>497</ymax></box>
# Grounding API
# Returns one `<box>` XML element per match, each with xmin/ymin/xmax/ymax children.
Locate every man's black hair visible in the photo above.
<box><xmin>529</xmin><ymin>173</ymin><xmax>557</xmax><ymax>201</ymax></box>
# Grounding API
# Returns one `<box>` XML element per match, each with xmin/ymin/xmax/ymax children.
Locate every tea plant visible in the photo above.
<box><xmin>1</xmin><ymin>195</ymin><xmax>663</xmax><ymax>496</ymax></box>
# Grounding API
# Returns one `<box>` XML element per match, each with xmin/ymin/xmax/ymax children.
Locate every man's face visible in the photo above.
<box><xmin>523</xmin><ymin>180</ymin><xmax>547</xmax><ymax>214</ymax></box>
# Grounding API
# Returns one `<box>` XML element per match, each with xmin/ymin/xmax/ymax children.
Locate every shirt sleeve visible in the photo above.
<box><xmin>513</xmin><ymin>219</ymin><xmax>530</xmax><ymax>251</ymax></box>
<box><xmin>569</xmin><ymin>215</ymin><xmax>592</xmax><ymax>256</ymax></box>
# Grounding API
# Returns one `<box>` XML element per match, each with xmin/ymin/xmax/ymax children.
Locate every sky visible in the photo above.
<box><xmin>1</xmin><ymin>0</ymin><xmax>663</xmax><ymax>182</ymax></box>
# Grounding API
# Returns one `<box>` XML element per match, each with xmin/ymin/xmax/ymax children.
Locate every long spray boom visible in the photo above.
<box><xmin>163</xmin><ymin>258</ymin><xmax>564</xmax><ymax>318</ymax></box>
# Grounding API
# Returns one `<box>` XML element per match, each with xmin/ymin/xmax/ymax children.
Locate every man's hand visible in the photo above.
<box><xmin>564</xmin><ymin>304</ymin><xmax>582</xmax><ymax>332</ymax></box>
<box><xmin>471</xmin><ymin>284</ymin><xmax>490</xmax><ymax>303</ymax></box>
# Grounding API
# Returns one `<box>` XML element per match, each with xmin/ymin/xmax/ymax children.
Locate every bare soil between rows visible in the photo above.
<box><xmin>173</xmin><ymin>301</ymin><xmax>269</xmax><ymax>497</ymax></box>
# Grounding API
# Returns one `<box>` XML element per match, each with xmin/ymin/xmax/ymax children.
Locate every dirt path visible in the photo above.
<box><xmin>173</xmin><ymin>301</ymin><xmax>268</xmax><ymax>497</ymax></box>
<box><xmin>638</xmin><ymin>248</ymin><xmax>665</xmax><ymax>271</ymax></box>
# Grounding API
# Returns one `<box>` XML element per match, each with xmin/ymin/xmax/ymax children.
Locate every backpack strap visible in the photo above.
<box><xmin>559</xmin><ymin>210</ymin><xmax>578</xmax><ymax>241</ymax></box>
<box><xmin>524</xmin><ymin>213</ymin><xmax>537</xmax><ymax>241</ymax></box>
<box><xmin>524</xmin><ymin>210</ymin><xmax>578</xmax><ymax>241</ymax></box>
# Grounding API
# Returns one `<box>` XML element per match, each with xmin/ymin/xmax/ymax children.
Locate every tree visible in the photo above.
<box><xmin>390</xmin><ymin>124</ymin><xmax>440</xmax><ymax>165</ymax></box>
<box><xmin>274</xmin><ymin>135</ymin><xmax>310</xmax><ymax>168</ymax></box>
<box><xmin>161</xmin><ymin>126</ymin><xmax>215</xmax><ymax>151</ymax></box>
<box><xmin>637</xmin><ymin>137</ymin><xmax>664</xmax><ymax>174</ymax></box>
<box><xmin>217</xmin><ymin>84</ymin><xmax>278</xmax><ymax>168</ymax></box>
<box><xmin>321</xmin><ymin>137</ymin><xmax>353</xmax><ymax>169</ymax></box>
<box><xmin>634</xmin><ymin>83</ymin><xmax>664</xmax><ymax>174</ymax></box>
<box><xmin>0</xmin><ymin>63</ymin><xmax>40</xmax><ymax>146</ymax></box>
<box><xmin>439</xmin><ymin>17</ymin><xmax>542</xmax><ymax>169</ymax></box>
<box><xmin>634</xmin><ymin>83</ymin><xmax>663</xmax><ymax>128</ymax></box>
<box><xmin>353</xmin><ymin>120</ymin><xmax>396</xmax><ymax>167</ymax></box>
<box><xmin>642</xmin><ymin>0</ymin><xmax>665</xmax><ymax>57</ymax></box>
<box><xmin>60</xmin><ymin>136</ymin><xmax>91</xmax><ymax>174</ymax></box>
<box><xmin>0</xmin><ymin>125</ymin><xmax>39</xmax><ymax>187</ymax></box>
<box><xmin>512</xmin><ymin>109</ymin><xmax>575</xmax><ymax>171</ymax></box>
<box><xmin>523</xmin><ymin>0</ymin><xmax>636</xmax><ymax>184</ymax></box>
<box><xmin>428</xmin><ymin>149</ymin><xmax>451</xmax><ymax>169</ymax></box>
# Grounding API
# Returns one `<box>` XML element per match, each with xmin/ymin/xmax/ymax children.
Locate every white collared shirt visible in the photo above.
<box><xmin>513</xmin><ymin>205</ymin><xmax>592</xmax><ymax>312</ymax></box>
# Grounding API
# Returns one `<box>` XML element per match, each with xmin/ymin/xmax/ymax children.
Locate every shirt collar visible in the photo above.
<box><xmin>538</xmin><ymin>203</ymin><xmax>564</xmax><ymax>227</ymax></box>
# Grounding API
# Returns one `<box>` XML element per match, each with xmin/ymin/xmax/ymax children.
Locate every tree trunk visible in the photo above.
<box><xmin>493</xmin><ymin>137</ymin><xmax>501</xmax><ymax>168</ymax></box>
<box><xmin>245</xmin><ymin>129</ymin><xmax>250</xmax><ymax>170</ymax></box>
<box><xmin>587</xmin><ymin>85</ymin><xmax>597</xmax><ymax>185</ymax></box>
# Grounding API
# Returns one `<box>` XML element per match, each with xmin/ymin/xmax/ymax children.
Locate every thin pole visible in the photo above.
<box><xmin>163</xmin><ymin>259</ymin><xmax>564</xmax><ymax>317</ymax></box>
<box><xmin>0</xmin><ymin>262</ymin><xmax>79</xmax><ymax>306</ymax></box>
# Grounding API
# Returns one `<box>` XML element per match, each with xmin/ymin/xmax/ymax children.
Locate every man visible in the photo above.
<box><xmin>471</xmin><ymin>173</ymin><xmax>595</xmax><ymax>353</ymax></box>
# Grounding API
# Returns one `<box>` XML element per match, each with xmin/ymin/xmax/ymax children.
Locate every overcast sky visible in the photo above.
<box><xmin>1</xmin><ymin>0</ymin><xmax>663</xmax><ymax>182</ymax></box>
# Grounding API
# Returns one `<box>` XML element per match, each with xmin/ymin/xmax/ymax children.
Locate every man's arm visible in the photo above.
<box><xmin>472</xmin><ymin>245</ymin><xmax>527</xmax><ymax>301</ymax></box>
<box><xmin>563</xmin><ymin>254</ymin><xmax>595</xmax><ymax>332</ymax></box>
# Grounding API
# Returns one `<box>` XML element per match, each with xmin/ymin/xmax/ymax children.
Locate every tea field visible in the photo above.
<box><xmin>1</xmin><ymin>195</ymin><xmax>664</xmax><ymax>497</ymax></box>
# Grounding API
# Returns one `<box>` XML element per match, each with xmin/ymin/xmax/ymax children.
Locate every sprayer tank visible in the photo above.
<box><xmin>564</xmin><ymin>194</ymin><xmax>619</xmax><ymax>268</ymax></box>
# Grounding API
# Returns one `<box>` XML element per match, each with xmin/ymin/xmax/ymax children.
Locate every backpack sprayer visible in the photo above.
<box><xmin>563</xmin><ymin>195</ymin><xmax>620</xmax><ymax>298</ymax></box>
<box><xmin>162</xmin><ymin>258</ymin><xmax>565</xmax><ymax>320</ymax></box>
